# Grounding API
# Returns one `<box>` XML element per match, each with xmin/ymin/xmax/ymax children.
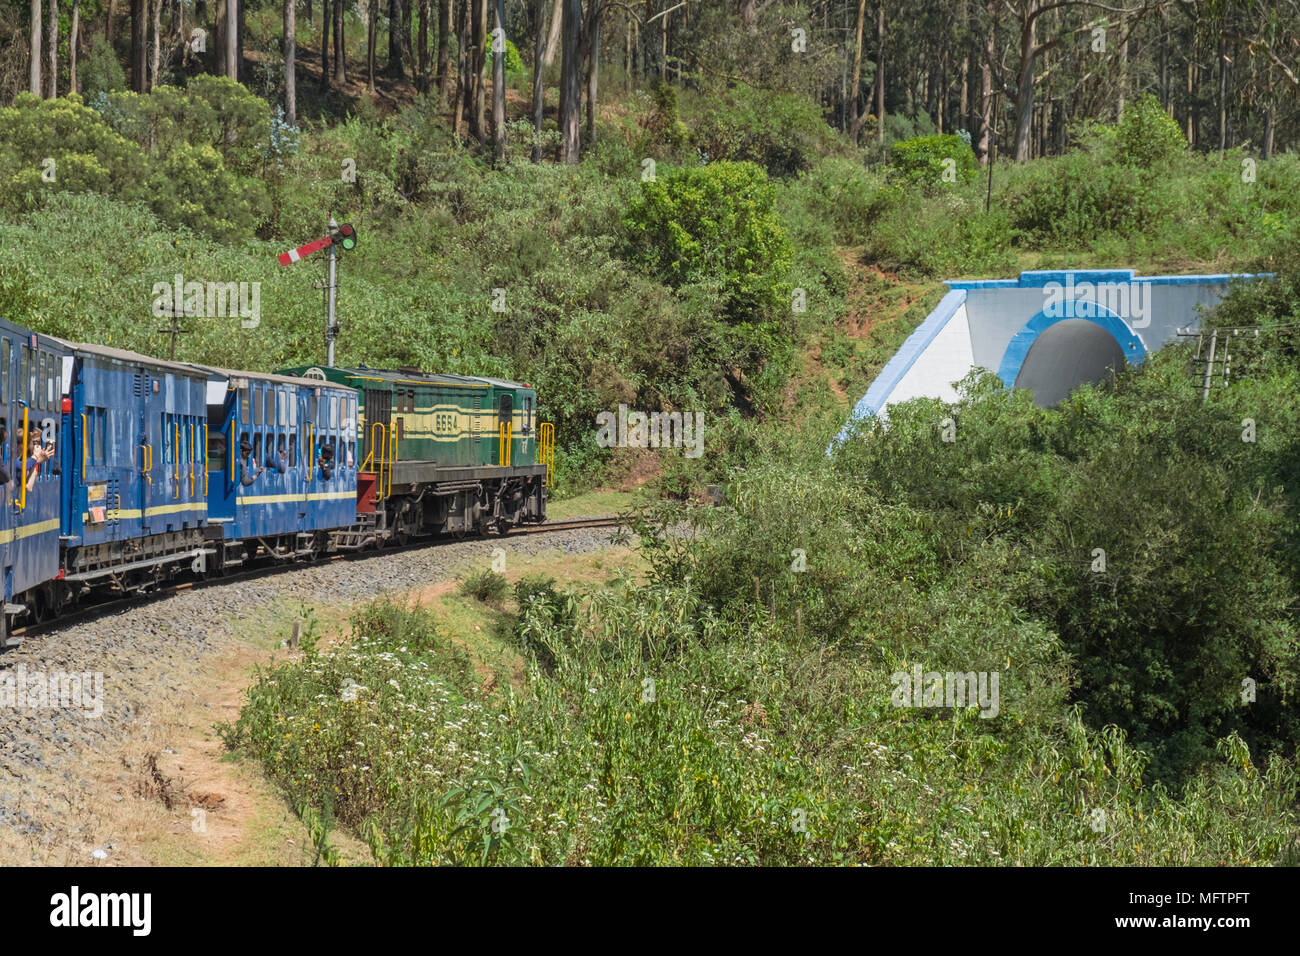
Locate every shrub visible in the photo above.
<box><xmin>490</xmin><ymin>38</ymin><xmax>526</xmax><ymax>75</ymax></box>
<box><xmin>0</xmin><ymin>93</ymin><xmax>148</xmax><ymax>215</ymax></box>
<box><xmin>623</xmin><ymin>160</ymin><xmax>793</xmax><ymax>321</ymax></box>
<box><xmin>1116</xmin><ymin>93</ymin><xmax>1185</xmax><ymax>168</ymax></box>
<box><xmin>79</xmin><ymin>37</ymin><xmax>128</xmax><ymax>97</ymax></box>
<box><xmin>689</xmin><ymin>83</ymin><xmax>837</xmax><ymax>177</ymax></box>
<box><xmin>458</xmin><ymin>569</ymin><xmax>509</xmax><ymax>605</ymax></box>
<box><xmin>889</xmin><ymin>134</ymin><xmax>979</xmax><ymax>191</ymax></box>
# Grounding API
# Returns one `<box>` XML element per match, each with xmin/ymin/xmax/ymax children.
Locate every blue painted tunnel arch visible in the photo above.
<box><xmin>996</xmin><ymin>299</ymin><xmax>1148</xmax><ymax>390</ymax></box>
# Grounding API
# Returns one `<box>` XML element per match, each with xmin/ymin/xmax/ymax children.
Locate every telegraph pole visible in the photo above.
<box><xmin>156</xmin><ymin>305</ymin><xmax>201</xmax><ymax>361</ymax></box>
<box><xmin>1199</xmin><ymin>328</ymin><xmax>1217</xmax><ymax>403</ymax></box>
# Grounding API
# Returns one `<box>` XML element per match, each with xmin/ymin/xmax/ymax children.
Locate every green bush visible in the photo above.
<box><xmin>1003</xmin><ymin>151</ymin><xmax>1161</xmax><ymax>244</ymax></box>
<box><xmin>623</xmin><ymin>160</ymin><xmax>793</xmax><ymax>321</ymax></box>
<box><xmin>79</xmin><ymin>37</ymin><xmax>128</xmax><ymax>97</ymax></box>
<box><xmin>0</xmin><ymin>93</ymin><xmax>148</xmax><ymax>215</ymax></box>
<box><xmin>458</xmin><ymin>569</ymin><xmax>509</xmax><ymax>605</ymax></box>
<box><xmin>1117</xmin><ymin>93</ymin><xmax>1186</xmax><ymax>168</ymax></box>
<box><xmin>889</xmin><ymin>134</ymin><xmax>979</xmax><ymax>191</ymax></box>
<box><xmin>689</xmin><ymin>83</ymin><xmax>838</xmax><ymax>177</ymax></box>
<box><xmin>490</xmin><ymin>38</ymin><xmax>526</xmax><ymax>75</ymax></box>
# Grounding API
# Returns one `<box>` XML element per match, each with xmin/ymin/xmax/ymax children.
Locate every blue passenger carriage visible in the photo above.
<box><xmin>60</xmin><ymin>343</ymin><xmax>211</xmax><ymax>592</ymax></box>
<box><xmin>0</xmin><ymin>319</ymin><xmax>68</xmax><ymax>632</ymax></box>
<box><xmin>198</xmin><ymin>367</ymin><xmax>358</xmax><ymax>566</ymax></box>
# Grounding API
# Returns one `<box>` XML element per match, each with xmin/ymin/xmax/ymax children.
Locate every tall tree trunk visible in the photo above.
<box><xmin>226</xmin><ymin>0</ymin><xmax>238</xmax><ymax>80</ymax></box>
<box><xmin>977</xmin><ymin>4</ymin><xmax>993</xmax><ymax>164</ymax></box>
<box><xmin>284</xmin><ymin>0</ymin><xmax>297</xmax><ymax>124</ymax></box>
<box><xmin>583</xmin><ymin>7</ymin><xmax>599</xmax><ymax>145</ymax></box>
<box><xmin>388</xmin><ymin>0</ymin><xmax>405</xmax><ymax>76</ymax></box>
<box><xmin>321</xmin><ymin>0</ymin><xmax>331</xmax><ymax>88</ymax></box>
<box><xmin>417</xmin><ymin>0</ymin><xmax>429</xmax><ymax>92</ymax></box>
<box><xmin>333</xmin><ymin>0</ymin><xmax>345</xmax><ymax>85</ymax></box>
<box><xmin>531</xmin><ymin>0</ymin><xmax>547</xmax><ymax>162</ymax></box>
<box><xmin>455</xmin><ymin>0</ymin><xmax>468</xmax><ymax>132</ymax></box>
<box><xmin>543</xmin><ymin>0</ymin><xmax>562</xmax><ymax>68</ymax></box>
<box><xmin>150</xmin><ymin>0</ymin><xmax>162</xmax><ymax>90</ymax></box>
<box><xmin>402</xmin><ymin>0</ymin><xmax>413</xmax><ymax>69</ymax></box>
<box><xmin>367</xmin><ymin>0</ymin><xmax>377</xmax><ymax>90</ymax></box>
<box><xmin>1117</xmin><ymin>13</ymin><xmax>1128</xmax><ymax>120</ymax></box>
<box><xmin>30</xmin><ymin>0</ymin><xmax>42</xmax><ymax>97</ymax></box>
<box><xmin>47</xmin><ymin>0</ymin><xmax>58</xmax><ymax>98</ymax></box>
<box><xmin>436</xmin><ymin>0</ymin><xmax>451</xmax><ymax>103</ymax></box>
<box><xmin>69</xmin><ymin>0</ymin><xmax>80</xmax><ymax>93</ymax></box>
<box><xmin>1216</xmin><ymin>37</ymin><xmax>1227</xmax><ymax>156</ymax></box>
<box><xmin>107</xmin><ymin>0</ymin><xmax>116</xmax><ymax>45</ymax></box>
<box><xmin>848</xmin><ymin>0</ymin><xmax>867</xmax><ymax>142</ymax></box>
<box><xmin>469</xmin><ymin>0</ymin><xmax>486</xmax><ymax>141</ymax></box>
<box><xmin>492</xmin><ymin>0</ymin><xmax>505</xmax><ymax>150</ymax></box>
<box><xmin>558</xmin><ymin>0</ymin><xmax>581</xmax><ymax>162</ymax></box>
<box><xmin>875</xmin><ymin>0</ymin><xmax>885</xmax><ymax>143</ymax></box>
<box><xmin>1012</xmin><ymin>11</ymin><xmax>1034</xmax><ymax>163</ymax></box>
<box><xmin>132</xmin><ymin>0</ymin><xmax>148</xmax><ymax>91</ymax></box>
<box><xmin>237</xmin><ymin>0</ymin><xmax>245</xmax><ymax>81</ymax></box>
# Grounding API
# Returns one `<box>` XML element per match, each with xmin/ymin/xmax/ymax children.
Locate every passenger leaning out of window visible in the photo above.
<box><xmin>317</xmin><ymin>442</ymin><xmax>335</xmax><ymax>481</ymax></box>
<box><xmin>25</xmin><ymin>434</ymin><xmax>52</xmax><ymax>494</ymax></box>
<box><xmin>238</xmin><ymin>439</ymin><xmax>265</xmax><ymax>487</ymax></box>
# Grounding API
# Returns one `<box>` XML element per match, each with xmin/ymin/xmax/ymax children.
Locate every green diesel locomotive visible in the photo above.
<box><xmin>276</xmin><ymin>364</ymin><xmax>552</xmax><ymax>542</ymax></box>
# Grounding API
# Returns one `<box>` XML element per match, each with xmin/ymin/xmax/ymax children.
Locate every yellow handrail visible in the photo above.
<box><xmin>189</xmin><ymin>423</ymin><xmax>196</xmax><ymax>497</ymax></box>
<box><xmin>306</xmin><ymin>423</ymin><xmax>315</xmax><ymax>483</ymax></box>
<box><xmin>203</xmin><ymin>425</ymin><xmax>209</xmax><ymax>496</ymax></box>
<box><xmin>498</xmin><ymin>421</ymin><xmax>512</xmax><ymax>467</ymax></box>
<box><xmin>174</xmin><ymin>422</ymin><xmax>180</xmax><ymax>499</ymax></box>
<box><xmin>229</xmin><ymin>427</ymin><xmax>234</xmax><ymax>476</ymax></box>
<box><xmin>539</xmin><ymin>422</ymin><xmax>554</xmax><ymax>487</ymax></box>
<box><xmin>20</xmin><ymin>405</ymin><xmax>29</xmax><ymax>510</ymax></box>
<box><xmin>81</xmin><ymin>413</ymin><xmax>88</xmax><ymax>481</ymax></box>
<box><xmin>388</xmin><ymin>424</ymin><xmax>397</xmax><ymax>498</ymax></box>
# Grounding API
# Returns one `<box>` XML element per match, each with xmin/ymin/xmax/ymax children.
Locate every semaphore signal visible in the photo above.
<box><xmin>277</xmin><ymin>220</ymin><xmax>359</xmax><ymax>367</ymax></box>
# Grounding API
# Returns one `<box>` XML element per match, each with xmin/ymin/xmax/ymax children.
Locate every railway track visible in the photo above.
<box><xmin>6</xmin><ymin>515</ymin><xmax>625</xmax><ymax>643</ymax></box>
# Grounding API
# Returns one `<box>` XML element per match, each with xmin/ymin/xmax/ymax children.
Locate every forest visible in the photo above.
<box><xmin>0</xmin><ymin>1</ymin><xmax>1298</xmax><ymax>866</ymax></box>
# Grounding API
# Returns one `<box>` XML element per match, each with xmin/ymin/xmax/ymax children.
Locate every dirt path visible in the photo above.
<box><xmin>0</xmin><ymin>526</ymin><xmax>624</xmax><ymax>866</ymax></box>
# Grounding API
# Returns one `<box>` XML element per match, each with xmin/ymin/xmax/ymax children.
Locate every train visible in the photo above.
<box><xmin>0</xmin><ymin>316</ymin><xmax>554</xmax><ymax>647</ymax></box>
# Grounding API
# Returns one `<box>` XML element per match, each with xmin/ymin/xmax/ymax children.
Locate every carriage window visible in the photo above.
<box><xmin>252</xmin><ymin>387</ymin><xmax>263</xmax><ymax>426</ymax></box>
<box><xmin>207</xmin><ymin>430</ymin><xmax>225</xmax><ymax>473</ymax></box>
<box><xmin>289</xmin><ymin>433</ymin><xmax>297</xmax><ymax>467</ymax></box>
<box><xmin>0</xmin><ymin>339</ymin><xmax>9</xmax><ymax>402</ymax></box>
<box><xmin>308</xmin><ymin>393</ymin><xmax>318</xmax><ymax>423</ymax></box>
<box><xmin>36</xmin><ymin>353</ymin><xmax>45</xmax><ymax>409</ymax></box>
<box><xmin>289</xmin><ymin>395</ymin><xmax>298</xmax><ymax>427</ymax></box>
<box><xmin>265</xmin><ymin>390</ymin><xmax>274</xmax><ymax>429</ymax></box>
<box><xmin>28</xmin><ymin>350</ymin><xmax>37</xmax><ymax>407</ymax></box>
<box><xmin>348</xmin><ymin>441</ymin><xmax>355</xmax><ymax>467</ymax></box>
<box><xmin>522</xmin><ymin>397</ymin><xmax>532</xmax><ymax>434</ymax></box>
<box><xmin>330</xmin><ymin>396</ymin><xmax>339</xmax><ymax>431</ymax></box>
<box><xmin>253</xmin><ymin>433</ymin><xmax>263</xmax><ymax>464</ymax></box>
<box><xmin>278</xmin><ymin>390</ymin><xmax>287</xmax><ymax>427</ymax></box>
<box><xmin>18</xmin><ymin>347</ymin><xmax>28</xmax><ymax>403</ymax></box>
<box><xmin>239</xmin><ymin>386</ymin><xmax>251</xmax><ymax>425</ymax></box>
<box><xmin>47</xmin><ymin>357</ymin><xmax>56</xmax><ymax>408</ymax></box>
